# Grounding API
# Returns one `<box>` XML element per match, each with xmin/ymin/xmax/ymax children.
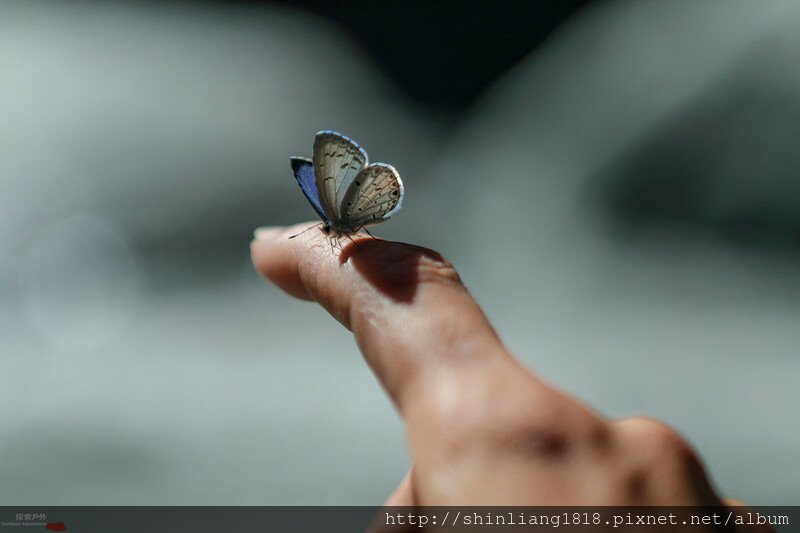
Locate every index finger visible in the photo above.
<box><xmin>250</xmin><ymin>223</ymin><xmax>510</xmax><ymax>413</ymax></box>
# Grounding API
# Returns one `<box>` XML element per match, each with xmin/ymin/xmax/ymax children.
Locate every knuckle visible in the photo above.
<box><xmin>415</xmin><ymin>395</ymin><xmax>490</xmax><ymax>462</ymax></box>
<box><xmin>415</xmin><ymin>374</ymin><xmax>535</xmax><ymax>455</ymax></box>
<box><xmin>617</xmin><ymin>417</ymin><xmax>696</xmax><ymax>466</ymax></box>
<box><xmin>421</xmin><ymin>378</ymin><xmax>492</xmax><ymax>440</ymax></box>
<box><xmin>614</xmin><ymin>465</ymin><xmax>650</xmax><ymax>503</ymax></box>
<box><xmin>421</xmin><ymin>376</ymin><xmax>608</xmax><ymax>463</ymax></box>
<box><xmin>513</xmin><ymin>405</ymin><xmax>609</xmax><ymax>461</ymax></box>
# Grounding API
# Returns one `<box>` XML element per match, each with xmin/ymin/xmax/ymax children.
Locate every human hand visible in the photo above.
<box><xmin>251</xmin><ymin>224</ymin><xmax>769</xmax><ymax>527</ymax></box>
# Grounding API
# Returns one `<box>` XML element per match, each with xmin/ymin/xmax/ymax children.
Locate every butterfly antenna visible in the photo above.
<box><xmin>288</xmin><ymin>222</ymin><xmax>324</xmax><ymax>239</ymax></box>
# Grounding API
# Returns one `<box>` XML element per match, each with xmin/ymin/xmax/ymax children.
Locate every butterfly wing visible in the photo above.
<box><xmin>312</xmin><ymin>130</ymin><xmax>368</xmax><ymax>224</ymax></box>
<box><xmin>340</xmin><ymin>163</ymin><xmax>404</xmax><ymax>228</ymax></box>
<box><xmin>290</xmin><ymin>156</ymin><xmax>328</xmax><ymax>223</ymax></box>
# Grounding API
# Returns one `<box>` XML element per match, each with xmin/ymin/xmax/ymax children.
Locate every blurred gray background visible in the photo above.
<box><xmin>1</xmin><ymin>0</ymin><xmax>798</xmax><ymax>505</ymax></box>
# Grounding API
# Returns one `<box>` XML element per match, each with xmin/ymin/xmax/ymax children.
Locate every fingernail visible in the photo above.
<box><xmin>253</xmin><ymin>226</ymin><xmax>281</xmax><ymax>240</ymax></box>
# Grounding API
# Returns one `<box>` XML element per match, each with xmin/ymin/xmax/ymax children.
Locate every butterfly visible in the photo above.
<box><xmin>290</xmin><ymin>131</ymin><xmax>404</xmax><ymax>239</ymax></box>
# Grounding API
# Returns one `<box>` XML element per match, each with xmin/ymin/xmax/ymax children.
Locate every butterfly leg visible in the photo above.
<box><xmin>363</xmin><ymin>228</ymin><xmax>377</xmax><ymax>239</ymax></box>
<box><xmin>344</xmin><ymin>233</ymin><xmax>362</xmax><ymax>251</ymax></box>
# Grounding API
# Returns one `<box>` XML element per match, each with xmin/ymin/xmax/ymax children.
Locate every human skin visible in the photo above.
<box><xmin>251</xmin><ymin>224</ymin><xmax>771</xmax><ymax>530</ymax></box>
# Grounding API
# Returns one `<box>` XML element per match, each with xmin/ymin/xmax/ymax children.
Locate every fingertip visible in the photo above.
<box><xmin>253</xmin><ymin>225</ymin><xmax>283</xmax><ymax>241</ymax></box>
<box><xmin>250</xmin><ymin>224</ymin><xmax>315</xmax><ymax>301</ymax></box>
<box><xmin>250</xmin><ymin>226</ymin><xmax>285</xmax><ymax>267</ymax></box>
<box><xmin>250</xmin><ymin>226</ymin><xmax>279</xmax><ymax>270</ymax></box>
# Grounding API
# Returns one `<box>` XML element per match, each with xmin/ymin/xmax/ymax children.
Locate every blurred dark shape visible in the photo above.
<box><xmin>594</xmin><ymin>40</ymin><xmax>800</xmax><ymax>250</ymax></box>
<box><xmin>272</xmin><ymin>0</ymin><xmax>591</xmax><ymax>113</ymax></box>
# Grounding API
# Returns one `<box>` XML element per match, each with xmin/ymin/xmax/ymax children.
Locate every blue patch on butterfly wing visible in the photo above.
<box><xmin>291</xmin><ymin>157</ymin><xmax>329</xmax><ymax>223</ymax></box>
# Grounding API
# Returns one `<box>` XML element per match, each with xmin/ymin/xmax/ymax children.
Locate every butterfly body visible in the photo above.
<box><xmin>291</xmin><ymin>131</ymin><xmax>404</xmax><ymax>235</ymax></box>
